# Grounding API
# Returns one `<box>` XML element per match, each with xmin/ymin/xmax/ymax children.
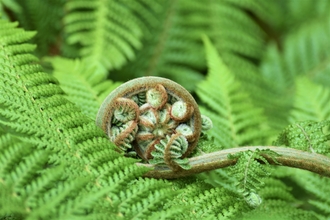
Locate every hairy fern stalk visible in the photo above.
<box><xmin>1</xmin><ymin>0</ymin><xmax>330</xmax><ymax>219</ymax></box>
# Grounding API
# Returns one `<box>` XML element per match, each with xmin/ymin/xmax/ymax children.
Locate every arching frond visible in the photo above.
<box><xmin>64</xmin><ymin>0</ymin><xmax>161</xmax><ymax>73</ymax></box>
<box><xmin>2</xmin><ymin>1</ymin><xmax>330</xmax><ymax>219</ymax></box>
<box><xmin>0</xmin><ymin>19</ymin><xmax>176</xmax><ymax>219</ymax></box>
<box><xmin>9</xmin><ymin>0</ymin><xmax>64</xmax><ymax>56</ymax></box>
<box><xmin>280</xmin><ymin>0</ymin><xmax>330</xmax><ymax>31</ymax></box>
<box><xmin>289</xmin><ymin>77</ymin><xmax>330</xmax><ymax>123</ymax></box>
<box><xmin>274</xmin><ymin>120</ymin><xmax>330</xmax><ymax>155</ymax></box>
<box><xmin>196</xmin><ymin>36</ymin><xmax>270</xmax><ymax>148</ymax></box>
<box><xmin>114</xmin><ymin>0</ymin><xmax>274</xmax><ymax>92</ymax></box>
<box><xmin>292</xmin><ymin>170</ymin><xmax>330</xmax><ymax>217</ymax></box>
<box><xmin>229</xmin><ymin>149</ymin><xmax>277</xmax><ymax>207</ymax></box>
<box><xmin>48</xmin><ymin>57</ymin><xmax>121</xmax><ymax>119</ymax></box>
<box><xmin>259</xmin><ymin>13</ymin><xmax>330</xmax><ymax>131</ymax></box>
<box><xmin>167</xmin><ymin>181</ymin><xmax>250</xmax><ymax>219</ymax></box>
<box><xmin>241</xmin><ymin>200</ymin><xmax>319</xmax><ymax>220</ymax></box>
<box><xmin>112</xmin><ymin>0</ymin><xmax>205</xmax><ymax>91</ymax></box>
<box><xmin>0</xmin><ymin>131</ymin><xmax>104</xmax><ymax>219</ymax></box>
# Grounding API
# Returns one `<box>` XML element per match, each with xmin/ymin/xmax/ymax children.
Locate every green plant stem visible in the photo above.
<box><xmin>138</xmin><ymin>146</ymin><xmax>330</xmax><ymax>179</ymax></box>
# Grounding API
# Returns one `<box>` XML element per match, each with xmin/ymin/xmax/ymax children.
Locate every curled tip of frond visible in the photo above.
<box><xmin>109</xmin><ymin>120</ymin><xmax>138</xmax><ymax>151</ymax></box>
<box><xmin>150</xmin><ymin>134</ymin><xmax>191</xmax><ymax>170</ymax></box>
<box><xmin>146</xmin><ymin>84</ymin><xmax>168</xmax><ymax>109</ymax></box>
<box><xmin>175</xmin><ymin>124</ymin><xmax>194</xmax><ymax>142</ymax></box>
<box><xmin>245</xmin><ymin>192</ymin><xmax>262</xmax><ymax>208</ymax></box>
<box><xmin>97</xmin><ymin>76</ymin><xmax>202</xmax><ymax>168</ymax></box>
<box><xmin>171</xmin><ymin>101</ymin><xmax>194</xmax><ymax>122</ymax></box>
<box><xmin>113</xmin><ymin>98</ymin><xmax>139</xmax><ymax>124</ymax></box>
<box><xmin>201</xmin><ymin>115</ymin><xmax>213</xmax><ymax>132</ymax></box>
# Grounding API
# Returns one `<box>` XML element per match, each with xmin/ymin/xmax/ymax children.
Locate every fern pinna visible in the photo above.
<box><xmin>2</xmin><ymin>0</ymin><xmax>330</xmax><ymax>219</ymax></box>
<box><xmin>0</xmin><ymin>20</ymin><xmax>175</xmax><ymax>219</ymax></box>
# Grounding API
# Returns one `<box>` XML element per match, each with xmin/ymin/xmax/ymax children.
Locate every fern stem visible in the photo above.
<box><xmin>140</xmin><ymin>146</ymin><xmax>330</xmax><ymax>179</ymax></box>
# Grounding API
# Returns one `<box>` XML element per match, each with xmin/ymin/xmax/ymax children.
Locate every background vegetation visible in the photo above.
<box><xmin>1</xmin><ymin>0</ymin><xmax>330</xmax><ymax>219</ymax></box>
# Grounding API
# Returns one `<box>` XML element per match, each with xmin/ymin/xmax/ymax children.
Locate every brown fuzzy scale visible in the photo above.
<box><xmin>136</xmin><ymin>132</ymin><xmax>155</xmax><ymax>141</ymax></box>
<box><xmin>159</xmin><ymin>104</ymin><xmax>172</xmax><ymax>123</ymax></box>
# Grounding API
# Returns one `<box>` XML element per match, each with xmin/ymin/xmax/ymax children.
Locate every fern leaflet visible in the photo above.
<box><xmin>196</xmin><ymin>36</ymin><xmax>270</xmax><ymax>148</ymax></box>
<box><xmin>274</xmin><ymin>121</ymin><xmax>330</xmax><ymax>154</ymax></box>
<box><xmin>64</xmin><ymin>0</ymin><xmax>161</xmax><ymax>72</ymax></box>
<box><xmin>0</xmin><ymin>18</ymin><xmax>179</xmax><ymax>219</ymax></box>
<box><xmin>48</xmin><ymin>57</ymin><xmax>121</xmax><ymax>119</ymax></box>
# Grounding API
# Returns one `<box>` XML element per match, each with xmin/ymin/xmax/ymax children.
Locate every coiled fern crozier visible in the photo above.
<box><xmin>1</xmin><ymin>0</ymin><xmax>330</xmax><ymax>219</ymax></box>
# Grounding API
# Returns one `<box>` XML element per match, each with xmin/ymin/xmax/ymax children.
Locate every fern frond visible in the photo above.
<box><xmin>292</xmin><ymin>170</ymin><xmax>330</xmax><ymax>217</ymax></box>
<box><xmin>221</xmin><ymin>0</ymin><xmax>279</xmax><ymax>27</ymax></box>
<box><xmin>9</xmin><ymin>0</ymin><xmax>64</xmax><ymax>56</ymax></box>
<box><xmin>258</xmin><ymin>177</ymin><xmax>296</xmax><ymax>202</ymax></box>
<box><xmin>274</xmin><ymin>120</ymin><xmax>330</xmax><ymax>154</ymax></box>
<box><xmin>290</xmin><ymin>77</ymin><xmax>330</xmax><ymax>123</ymax></box>
<box><xmin>112</xmin><ymin>0</ymin><xmax>205</xmax><ymax>91</ymax></box>
<box><xmin>64</xmin><ymin>0</ymin><xmax>161</xmax><ymax>72</ymax></box>
<box><xmin>199</xmin><ymin>167</ymin><xmax>296</xmax><ymax>209</ymax></box>
<box><xmin>259</xmin><ymin>13</ymin><xmax>330</xmax><ymax>130</ymax></box>
<box><xmin>167</xmin><ymin>181</ymin><xmax>249</xmax><ymax>219</ymax></box>
<box><xmin>0</xmin><ymin>132</ymin><xmax>94</xmax><ymax>219</ymax></box>
<box><xmin>113</xmin><ymin>178</ymin><xmax>176</xmax><ymax>219</ymax></box>
<box><xmin>241</xmin><ymin>200</ymin><xmax>319</xmax><ymax>220</ymax></box>
<box><xmin>1</xmin><ymin>18</ymin><xmax>178</xmax><ymax>219</ymax></box>
<box><xmin>196</xmin><ymin>36</ymin><xmax>270</xmax><ymax>148</ymax></box>
<box><xmin>0</xmin><ymin>132</ymin><xmax>28</xmax><ymax>217</ymax></box>
<box><xmin>203</xmin><ymin>0</ymin><xmax>281</xmax><ymax>109</ymax></box>
<box><xmin>186</xmin><ymin>183</ymin><xmax>248</xmax><ymax>219</ymax></box>
<box><xmin>207</xmin><ymin>0</ymin><xmax>267</xmax><ymax>59</ymax></box>
<box><xmin>229</xmin><ymin>149</ymin><xmax>275</xmax><ymax>207</ymax></box>
<box><xmin>150</xmin><ymin>134</ymin><xmax>191</xmax><ymax>170</ymax></box>
<box><xmin>281</xmin><ymin>0</ymin><xmax>330</xmax><ymax>31</ymax></box>
<box><xmin>0</xmin><ymin>0</ymin><xmax>21</xmax><ymax>20</ymax></box>
<box><xmin>3</xmin><ymin>2</ymin><xmax>330</xmax><ymax>219</ymax></box>
<box><xmin>48</xmin><ymin>57</ymin><xmax>121</xmax><ymax>119</ymax></box>
<box><xmin>115</xmin><ymin>0</ymin><xmax>272</xmax><ymax>92</ymax></box>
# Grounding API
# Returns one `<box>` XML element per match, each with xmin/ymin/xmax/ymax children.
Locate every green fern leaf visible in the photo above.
<box><xmin>290</xmin><ymin>77</ymin><xmax>330</xmax><ymax>123</ymax></box>
<box><xmin>291</xmin><ymin>170</ymin><xmax>330</xmax><ymax>216</ymax></box>
<box><xmin>115</xmin><ymin>0</ymin><xmax>273</xmax><ymax>92</ymax></box>
<box><xmin>9</xmin><ymin>0</ymin><xmax>64</xmax><ymax>56</ymax></box>
<box><xmin>3</xmin><ymin>2</ymin><xmax>330</xmax><ymax>219</ymax></box>
<box><xmin>0</xmin><ymin>132</ymin><xmax>93</xmax><ymax>219</ymax></box>
<box><xmin>274</xmin><ymin>120</ymin><xmax>330</xmax><ymax>154</ymax></box>
<box><xmin>113</xmin><ymin>0</ymin><xmax>205</xmax><ymax>91</ymax></box>
<box><xmin>197</xmin><ymin>36</ymin><xmax>270</xmax><ymax>148</ymax></box>
<box><xmin>229</xmin><ymin>149</ymin><xmax>277</xmax><ymax>207</ymax></box>
<box><xmin>48</xmin><ymin>57</ymin><xmax>121</xmax><ymax>119</ymax></box>
<box><xmin>258</xmin><ymin>177</ymin><xmax>296</xmax><ymax>202</ymax></box>
<box><xmin>241</xmin><ymin>200</ymin><xmax>319</xmax><ymax>220</ymax></box>
<box><xmin>115</xmin><ymin>178</ymin><xmax>177</xmax><ymax>219</ymax></box>
<box><xmin>167</xmin><ymin>181</ymin><xmax>249</xmax><ymax>219</ymax></box>
<box><xmin>259</xmin><ymin>13</ymin><xmax>330</xmax><ymax>131</ymax></box>
<box><xmin>185</xmin><ymin>183</ymin><xmax>248</xmax><ymax>219</ymax></box>
<box><xmin>279</xmin><ymin>0</ymin><xmax>330</xmax><ymax>34</ymax></box>
<box><xmin>0</xmin><ymin>18</ymin><xmax>177</xmax><ymax>219</ymax></box>
<box><xmin>64</xmin><ymin>0</ymin><xmax>161</xmax><ymax>72</ymax></box>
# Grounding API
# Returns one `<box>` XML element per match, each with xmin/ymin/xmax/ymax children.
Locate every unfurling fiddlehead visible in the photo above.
<box><xmin>96</xmin><ymin>77</ymin><xmax>330</xmax><ymax>180</ymax></box>
<box><xmin>96</xmin><ymin>76</ymin><xmax>212</xmax><ymax>170</ymax></box>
